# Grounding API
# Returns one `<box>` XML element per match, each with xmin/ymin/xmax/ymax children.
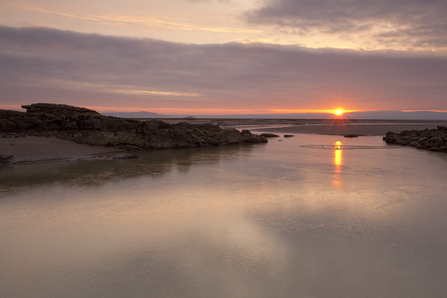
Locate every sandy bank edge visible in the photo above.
<box><xmin>0</xmin><ymin>135</ymin><xmax>128</xmax><ymax>165</ymax></box>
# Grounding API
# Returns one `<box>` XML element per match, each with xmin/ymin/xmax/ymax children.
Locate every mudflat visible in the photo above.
<box><xmin>0</xmin><ymin>135</ymin><xmax>125</xmax><ymax>164</ymax></box>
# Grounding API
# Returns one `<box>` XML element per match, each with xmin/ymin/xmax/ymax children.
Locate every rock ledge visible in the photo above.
<box><xmin>0</xmin><ymin>103</ymin><xmax>267</xmax><ymax>150</ymax></box>
<box><xmin>383</xmin><ymin>126</ymin><xmax>447</xmax><ymax>152</ymax></box>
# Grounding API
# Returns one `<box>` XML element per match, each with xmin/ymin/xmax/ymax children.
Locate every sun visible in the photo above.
<box><xmin>334</xmin><ymin>109</ymin><xmax>344</xmax><ymax>115</ymax></box>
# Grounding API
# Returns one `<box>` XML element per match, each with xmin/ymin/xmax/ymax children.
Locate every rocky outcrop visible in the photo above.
<box><xmin>260</xmin><ymin>133</ymin><xmax>279</xmax><ymax>138</ymax></box>
<box><xmin>344</xmin><ymin>134</ymin><xmax>363</xmax><ymax>138</ymax></box>
<box><xmin>383</xmin><ymin>126</ymin><xmax>447</xmax><ymax>152</ymax></box>
<box><xmin>0</xmin><ymin>103</ymin><xmax>267</xmax><ymax>150</ymax></box>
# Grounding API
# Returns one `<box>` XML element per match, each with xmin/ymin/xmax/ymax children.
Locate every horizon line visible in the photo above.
<box><xmin>2</xmin><ymin>104</ymin><xmax>447</xmax><ymax>115</ymax></box>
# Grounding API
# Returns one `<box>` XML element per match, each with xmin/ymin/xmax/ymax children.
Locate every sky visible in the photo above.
<box><xmin>1</xmin><ymin>0</ymin><xmax>447</xmax><ymax>116</ymax></box>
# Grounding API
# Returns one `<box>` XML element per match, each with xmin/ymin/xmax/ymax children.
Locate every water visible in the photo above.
<box><xmin>1</xmin><ymin>134</ymin><xmax>447</xmax><ymax>298</ymax></box>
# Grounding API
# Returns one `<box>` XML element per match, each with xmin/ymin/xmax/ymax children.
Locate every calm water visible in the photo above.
<box><xmin>1</xmin><ymin>134</ymin><xmax>447</xmax><ymax>298</ymax></box>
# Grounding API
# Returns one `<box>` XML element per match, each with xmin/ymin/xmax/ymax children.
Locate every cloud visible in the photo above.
<box><xmin>1</xmin><ymin>25</ymin><xmax>447</xmax><ymax>112</ymax></box>
<box><xmin>243</xmin><ymin>0</ymin><xmax>447</xmax><ymax>51</ymax></box>
<box><xmin>14</xmin><ymin>4</ymin><xmax>261</xmax><ymax>34</ymax></box>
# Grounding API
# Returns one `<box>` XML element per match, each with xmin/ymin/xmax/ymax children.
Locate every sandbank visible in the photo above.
<box><xmin>162</xmin><ymin>119</ymin><xmax>447</xmax><ymax>136</ymax></box>
<box><xmin>0</xmin><ymin>135</ymin><xmax>126</xmax><ymax>164</ymax></box>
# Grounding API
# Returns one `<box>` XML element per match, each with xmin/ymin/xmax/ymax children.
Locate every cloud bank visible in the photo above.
<box><xmin>244</xmin><ymin>0</ymin><xmax>447</xmax><ymax>51</ymax></box>
<box><xmin>1</xmin><ymin>25</ymin><xmax>446</xmax><ymax>113</ymax></box>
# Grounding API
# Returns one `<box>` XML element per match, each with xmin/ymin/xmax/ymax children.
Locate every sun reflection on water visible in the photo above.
<box><xmin>333</xmin><ymin>141</ymin><xmax>343</xmax><ymax>187</ymax></box>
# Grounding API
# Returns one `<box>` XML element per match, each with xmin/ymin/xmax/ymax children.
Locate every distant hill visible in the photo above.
<box><xmin>101</xmin><ymin>111</ymin><xmax>171</xmax><ymax>118</ymax></box>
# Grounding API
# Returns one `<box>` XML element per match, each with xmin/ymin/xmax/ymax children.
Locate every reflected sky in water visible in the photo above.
<box><xmin>1</xmin><ymin>134</ymin><xmax>447</xmax><ymax>298</ymax></box>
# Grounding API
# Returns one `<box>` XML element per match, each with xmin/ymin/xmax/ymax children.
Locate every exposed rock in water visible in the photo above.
<box><xmin>344</xmin><ymin>134</ymin><xmax>363</xmax><ymax>138</ymax></box>
<box><xmin>260</xmin><ymin>133</ymin><xmax>279</xmax><ymax>138</ymax></box>
<box><xmin>0</xmin><ymin>103</ymin><xmax>267</xmax><ymax>150</ymax></box>
<box><xmin>383</xmin><ymin>126</ymin><xmax>447</xmax><ymax>153</ymax></box>
<box><xmin>284</xmin><ymin>135</ymin><xmax>294</xmax><ymax>138</ymax></box>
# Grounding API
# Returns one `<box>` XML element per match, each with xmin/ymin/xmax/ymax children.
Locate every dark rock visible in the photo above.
<box><xmin>383</xmin><ymin>126</ymin><xmax>447</xmax><ymax>153</ymax></box>
<box><xmin>22</xmin><ymin>103</ymin><xmax>100</xmax><ymax>115</ymax></box>
<box><xmin>428</xmin><ymin>136</ymin><xmax>444</xmax><ymax>148</ymax></box>
<box><xmin>0</xmin><ymin>118</ymin><xmax>17</xmax><ymax>132</ymax></box>
<box><xmin>0</xmin><ymin>155</ymin><xmax>14</xmax><ymax>163</ymax></box>
<box><xmin>1</xmin><ymin>103</ymin><xmax>267</xmax><ymax>151</ymax></box>
<box><xmin>344</xmin><ymin>134</ymin><xmax>362</xmax><ymax>138</ymax></box>
<box><xmin>284</xmin><ymin>135</ymin><xmax>294</xmax><ymax>138</ymax></box>
<box><xmin>260</xmin><ymin>133</ymin><xmax>280</xmax><ymax>138</ymax></box>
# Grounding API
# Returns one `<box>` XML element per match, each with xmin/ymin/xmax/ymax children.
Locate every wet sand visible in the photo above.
<box><xmin>0</xmin><ymin>135</ymin><xmax>125</xmax><ymax>164</ymax></box>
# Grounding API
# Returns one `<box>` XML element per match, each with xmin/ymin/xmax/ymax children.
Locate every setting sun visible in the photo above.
<box><xmin>335</xmin><ymin>109</ymin><xmax>344</xmax><ymax>115</ymax></box>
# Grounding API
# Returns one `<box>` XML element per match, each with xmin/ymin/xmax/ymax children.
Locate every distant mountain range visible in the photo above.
<box><xmin>102</xmin><ymin>111</ymin><xmax>171</xmax><ymax>118</ymax></box>
<box><xmin>102</xmin><ymin>110</ymin><xmax>447</xmax><ymax>120</ymax></box>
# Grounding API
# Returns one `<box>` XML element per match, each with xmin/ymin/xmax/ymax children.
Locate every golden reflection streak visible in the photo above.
<box><xmin>332</xmin><ymin>141</ymin><xmax>343</xmax><ymax>188</ymax></box>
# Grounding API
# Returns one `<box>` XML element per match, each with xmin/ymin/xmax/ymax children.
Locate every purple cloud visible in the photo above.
<box><xmin>1</xmin><ymin>26</ymin><xmax>447</xmax><ymax>112</ymax></box>
<box><xmin>244</xmin><ymin>0</ymin><xmax>447</xmax><ymax>50</ymax></box>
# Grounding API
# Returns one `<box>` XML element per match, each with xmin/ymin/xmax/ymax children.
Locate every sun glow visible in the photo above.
<box><xmin>335</xmin><ymin>109</ymin><xmax>344</xmax><ymax>115</ymax></box>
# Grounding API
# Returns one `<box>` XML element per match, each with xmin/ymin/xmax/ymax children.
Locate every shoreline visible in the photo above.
<box><xmin>162</xmin><ymin>118</ymin><xmax>447</xmax><ymax>126</ymax></box>
<box><xmin>2</xmin><ymin>120</ymin><xmax>446</xmax><ymax>165</ymax></box>
<box><xmin>162</xmin><ymin>119</ymin><xmax>447</xmax><ymax>136</ymax></box>
<box><xmin>247</xmin><ymin>122</ymin><xmax>447</xmax><ymax>136</ymax></box>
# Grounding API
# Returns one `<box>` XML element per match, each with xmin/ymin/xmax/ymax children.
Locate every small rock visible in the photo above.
<box><xmin>344</xmin><ymin>134</ymin><xmax>362</xmax><ymax>138</ymax></box>
<box><xmin>0</xmin><ymin>155</ymin><xmax>14</xmax><ymax>163</ymax></box>
<box><xmin>284</xmin><ymin>135</ymin><xmax>294</xmax><ymax>138</ymax></box>
<box><xmin>260</xmin><ymin>133</ymin><xmax>279</xmax><ymax>138</ymax></box>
